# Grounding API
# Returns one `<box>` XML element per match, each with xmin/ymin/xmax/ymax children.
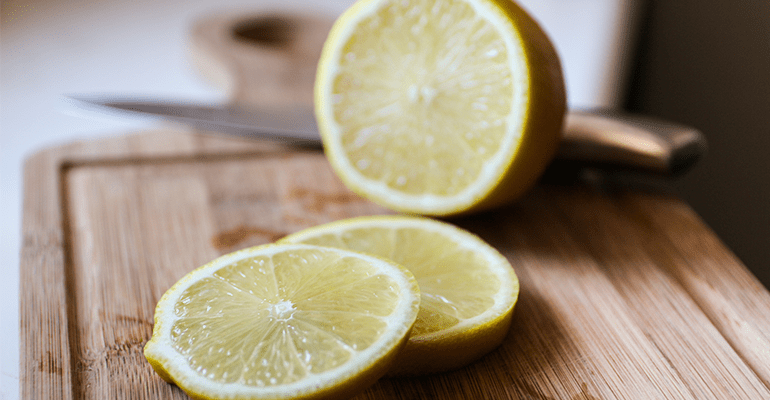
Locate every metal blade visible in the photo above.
<box><xmin>69</xmin><ymin>95</ymin><xmax>322</xmax><ymax>147</ymax></box>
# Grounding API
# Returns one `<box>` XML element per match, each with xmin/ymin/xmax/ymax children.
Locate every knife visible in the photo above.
<box><xmin>70</xmin><ymin>96</ymin><xmax>706</xmax><ymax>176</ymax></box>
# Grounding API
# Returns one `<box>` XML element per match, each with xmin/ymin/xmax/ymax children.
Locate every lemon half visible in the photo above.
<box><xmin>280</xmin><ymin>216</ymin><xmax>519</xmax><ymax>375</ymax></box>
<box><xmin>315</xmin><ymin>0</ymin><xmax>566</xmax><ymax>216</ymax></box>
<box><xmin>144</xmin><ymin>244</ymin><xmax>420</xmax><ymax>400</ymax></box>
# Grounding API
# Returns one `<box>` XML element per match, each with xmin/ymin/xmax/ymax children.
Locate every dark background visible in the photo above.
<box><xmin>625</xmin><ymin>0</ymin><xmax>770</xmax><ymax>288</ymax></box>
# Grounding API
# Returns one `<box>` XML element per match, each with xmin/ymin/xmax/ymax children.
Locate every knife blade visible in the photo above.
<box><xmin>69</xmin><ymin>96</ymin><xmax>706</xmax><ymax>176</ymax></box>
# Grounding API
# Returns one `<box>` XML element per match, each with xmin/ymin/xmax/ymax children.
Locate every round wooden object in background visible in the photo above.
<box><xmin>189</xmin><ymin>13</ymin><xmax>334</xmax><ymax>108</ymax></box>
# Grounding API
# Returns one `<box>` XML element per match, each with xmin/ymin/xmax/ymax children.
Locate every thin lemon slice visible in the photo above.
<box><xmin>144</xmin><ymin>244</ymin><xmax>420</xmax><ymax>400</ymax></box>
<box><xmin>315</xmin><ymin>0</ymin><xmax>566</xmax><ymax>216</ymax></box>
<box><xmin>279</xmin><ymin>216</ymin><xmax>519</xmax><ymax>375</ymax></box>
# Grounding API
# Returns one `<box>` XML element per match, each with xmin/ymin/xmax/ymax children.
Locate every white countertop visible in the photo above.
<box><xmin>0</xmin><ymin>0</ymin><xmax>639</xmax><ymax>398</ymax></box>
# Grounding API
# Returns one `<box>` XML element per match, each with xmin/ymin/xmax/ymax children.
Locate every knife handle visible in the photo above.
<box><xmin>559</xmin><ymin>110</ymin><xmax>707</xmax><ymax>176</ymax></box>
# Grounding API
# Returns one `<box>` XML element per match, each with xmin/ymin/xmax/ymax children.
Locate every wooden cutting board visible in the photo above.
<box><xmin>21</xmin><ymin>11</ymin><xmax>770</xmax><ymax>400</ymax></box>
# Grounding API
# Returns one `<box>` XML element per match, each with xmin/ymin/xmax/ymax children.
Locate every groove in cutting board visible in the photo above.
<box><xmin>59</xmin><ymin>163</ymin><xmax>82</xmax><ymax>400</ymax></box>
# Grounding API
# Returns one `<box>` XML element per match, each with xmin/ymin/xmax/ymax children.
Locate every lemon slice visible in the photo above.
<box><xmin>144</xmin><ymin>244</ymin><xmax>420</xmax><ymax>400</ymax></box>
<box><xmin>315</xmin><ymin>0</ymin><xmax>566</xmax><ymax>216</ymax></box>
<box><xmin>279</xmin><ymin>216</ymin><xmax>519</xmax><ymax>375</ymax></box>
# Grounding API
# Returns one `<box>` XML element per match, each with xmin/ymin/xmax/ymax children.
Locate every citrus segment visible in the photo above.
<box><xmin>144</xmin><ymin>244</ymin><xmax>420</xmax><ymax>400</ymax></box>
<box><xmin>279</xmin><ymin>216</ymin><xmax>520</xmax><ymax>375</ymax></box>
<box><xmin>315</xmin><ymin>0</ymin><xmax>566</xmax><ymax>215</ymax></box>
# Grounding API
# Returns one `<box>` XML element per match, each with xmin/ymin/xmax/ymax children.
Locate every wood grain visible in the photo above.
<box><xmin>20</xmin><ymin>129</ymin><xmax>770</xmax><ymax>399</ymax></box>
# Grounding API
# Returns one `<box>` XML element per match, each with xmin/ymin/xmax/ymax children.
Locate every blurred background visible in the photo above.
<box><xmin>2</xmin><ymin>0</ymin><xmax>768</xmax><ymax>398</ymax></box>
<box><xmin>625</xmin><ymin>0</ymin><xmax>770</xmax><ymax>288</ymax></box>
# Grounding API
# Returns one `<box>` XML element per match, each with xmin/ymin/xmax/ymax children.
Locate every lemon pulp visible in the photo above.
<box><xmin>331</xmin><ymin>0</ymin><xmax>524</xmax><ymax>197</ymax></box>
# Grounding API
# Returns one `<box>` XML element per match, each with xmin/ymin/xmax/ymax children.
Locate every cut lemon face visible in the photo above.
<box><xmin>279</xmin><ymin>216</ymin><xmax>519</xmax><ymax>375</ymax></box>
<box><xmin>315</xmin><ymin>0</ymin><xmax>566</xmax><ymax>216</ymax></box>
<box><xmin>144</xmin><ymin>244</ymin><xmax>420</xmax><ymax>400</ymax></box>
